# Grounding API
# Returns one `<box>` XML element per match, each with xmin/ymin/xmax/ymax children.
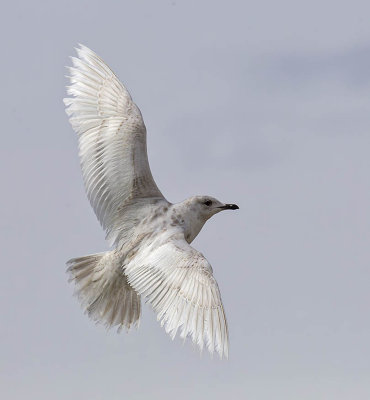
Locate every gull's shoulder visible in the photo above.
<box><xmin>116</xmin><ymin>198</ymin><xmax>175</xmax><ymax>248</ymax></box>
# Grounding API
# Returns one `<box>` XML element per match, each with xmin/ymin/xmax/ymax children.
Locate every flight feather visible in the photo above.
<box><xmin>64</xmin><ymin>44</ymin><xmax>163</xmax><ymax>242</ymax></box>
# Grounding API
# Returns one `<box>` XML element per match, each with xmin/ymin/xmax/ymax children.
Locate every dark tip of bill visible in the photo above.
<box><xmin>220</xmin><ymin>204</ymin><xmax>239</xmax><ymax>210</ymax></box>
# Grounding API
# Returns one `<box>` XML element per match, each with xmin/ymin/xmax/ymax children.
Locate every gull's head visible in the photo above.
<box><xmin>187</xmin><ymin>196</ymin><xmax>239</xmax><ymax>221</ymax></box>
<box><xmin>176</xmin><ymin>196</ymin><xmax>239</xmax><ymax>243</ymax></box>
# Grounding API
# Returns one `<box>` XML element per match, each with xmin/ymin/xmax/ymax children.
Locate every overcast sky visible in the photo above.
<box><xmin>1</xmin><ymin>1</ymin><xmax>370</xmax><ymax>399</ymax></box>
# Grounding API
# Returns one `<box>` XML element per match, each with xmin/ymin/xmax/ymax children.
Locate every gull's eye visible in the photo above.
<box><xmin>204</xmin><ymin>200</ymin><xmax>212</xmax><ymax>207</ymax></box>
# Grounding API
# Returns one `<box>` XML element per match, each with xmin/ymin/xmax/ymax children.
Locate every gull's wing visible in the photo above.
<box><xmin>64</xmin><ymin>44</ymin><xmax>164</xmax><ymax>241</ymax></box>
<box><xmin>125</xmin><ymin>234</ymin><xmax>229</xmax><ymax>358</ymax></box>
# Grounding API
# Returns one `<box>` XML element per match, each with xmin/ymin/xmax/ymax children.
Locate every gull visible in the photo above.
<box><xmin>64</xmin><ymin>44</ymin><xmax>239</xmax><ymax>359</ymax></box>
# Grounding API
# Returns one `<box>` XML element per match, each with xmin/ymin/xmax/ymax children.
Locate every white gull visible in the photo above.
<box><xmin>64</xmin><ymin>44</ymin><xmax>239</xmax><ymax>359</ymax></box>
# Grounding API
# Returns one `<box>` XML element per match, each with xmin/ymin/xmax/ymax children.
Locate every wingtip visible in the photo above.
<box><xmin>76</xmin><ymin>43</ymin><xmax>95</xmax><ymax>57</ymax></box>
<box><xmin>77</xmin><ymin>42</ymin><xmax>88</xmax><ymax>50</ymax></box>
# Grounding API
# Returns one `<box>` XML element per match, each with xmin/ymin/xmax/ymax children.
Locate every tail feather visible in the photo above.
<box><xmin>67</xmin><ymin>251</ymin><xmax>141</xmax><ymax>331</ymax></box>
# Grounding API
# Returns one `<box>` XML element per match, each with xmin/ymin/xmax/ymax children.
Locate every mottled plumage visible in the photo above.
<box><xmin>64</xmin><ymin>45</ymin><xmax>238</xmax><ymax>358</ymax></box>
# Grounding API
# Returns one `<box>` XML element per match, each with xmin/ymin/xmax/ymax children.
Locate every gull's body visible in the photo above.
<box><xmin>64</xmin><ymin>45</ymin><xmax>238</xmax><ymax>358</ymax></box>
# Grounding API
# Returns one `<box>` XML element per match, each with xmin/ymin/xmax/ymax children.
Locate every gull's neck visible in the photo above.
<box><xmin>171</xmin><ymin>200</ymin><xmax>207</xmax><ymax>244</ymax></box>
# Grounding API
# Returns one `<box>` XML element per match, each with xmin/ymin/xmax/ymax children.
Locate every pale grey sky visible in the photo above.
<box><xmin>1</xmin><ymin>1</ymin><xmax>370</xmax><ymax>399</ymax></box>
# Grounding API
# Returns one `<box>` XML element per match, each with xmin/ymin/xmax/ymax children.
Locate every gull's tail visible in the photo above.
<box><xmin>67</xmin><ymin>251</ymin><xmax>141</xmax><ymax>331</ymax></box>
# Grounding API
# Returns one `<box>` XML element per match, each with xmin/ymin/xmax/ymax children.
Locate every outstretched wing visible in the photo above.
<box><xmin>64</xmin><ymin>44</ymin><xmax>164</xmax><ymax>241</ymax></box>
<box><xmin>125</xmin><ymin>235</ymin><xmax>229</xmax><ymax>358</ymax></box>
